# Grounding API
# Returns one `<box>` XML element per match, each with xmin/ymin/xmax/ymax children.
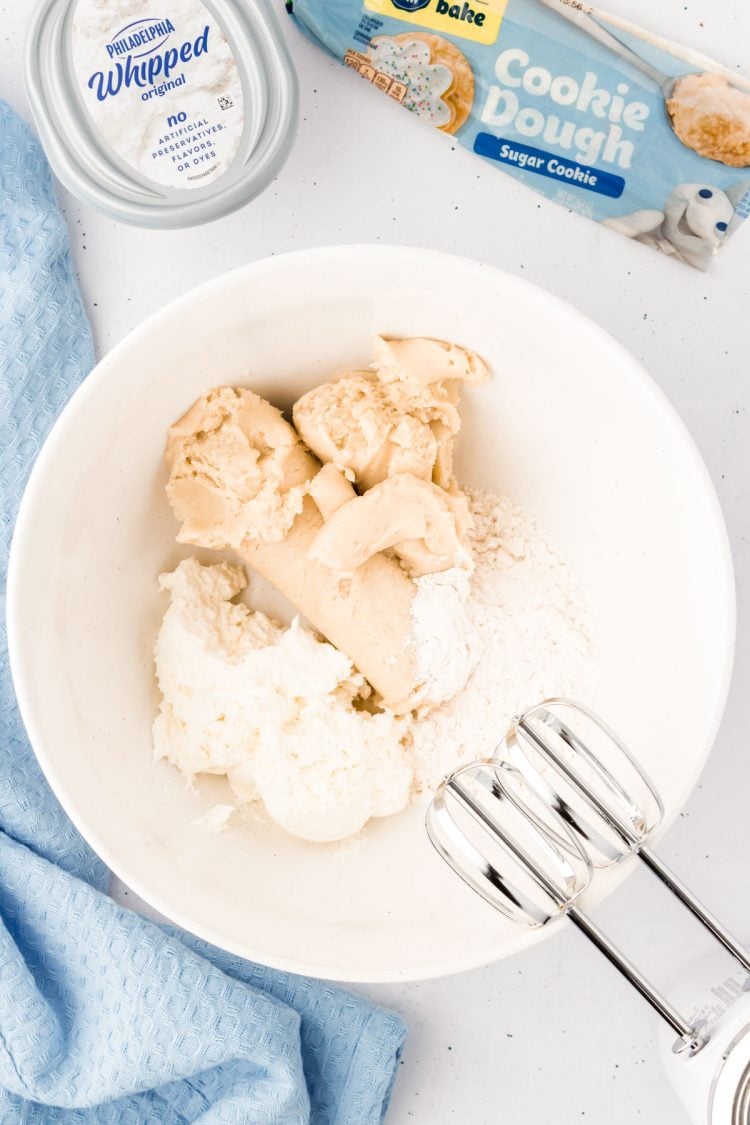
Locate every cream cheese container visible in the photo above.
<box><xmin>26</xmin><ymin>0</ymin><xmax>298</xmax><ymax>227</ymax></box>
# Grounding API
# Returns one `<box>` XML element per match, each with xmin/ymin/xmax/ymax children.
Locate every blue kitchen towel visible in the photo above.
<box><xmin>0</xmin><ymin>100</ymin><xmax>406</xmax><ymax>1123</ymax></box>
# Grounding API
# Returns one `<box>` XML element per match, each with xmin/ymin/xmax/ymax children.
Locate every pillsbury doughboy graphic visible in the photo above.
<box><xmin>603</xmin><ymin>182</ymin><xmax>746</xmax><ymax>270</ymax></box>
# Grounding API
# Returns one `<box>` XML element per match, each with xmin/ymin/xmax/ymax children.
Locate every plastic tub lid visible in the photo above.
<box><xmin>25</xmin><ymin>0</ymin><xmax>298</xmax><ymax>227</ymax></box>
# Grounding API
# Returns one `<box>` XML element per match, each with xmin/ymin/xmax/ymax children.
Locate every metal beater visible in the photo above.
<box><xmin>426</xmin><ymin>699</ymin><xmax>750</xmax><ymax>1056</ymax></box>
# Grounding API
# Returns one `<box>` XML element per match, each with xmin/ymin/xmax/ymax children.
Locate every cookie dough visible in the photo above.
<box><xmin>293</xmin><ymin>370</ymin><xmax>440</xmax><ymax>490</ymax></box>
<box><xmin>166</xmin><ymin>387</ymin><xmax>315</xmax><ymax>548</ymax></box>
<box><xmin>309</xmin><ymin>472</ymin><xmax>473</xmax><ymax>578</ymax></box>
<box><xmin>293</xmin><ymin>334</ymin><xmax>489</xmax><ymax>492</ymax></box>
<box><xmin>165</xmin><ymin>376</ymin><xmax>477</xmax><ymax>713</ymax></box>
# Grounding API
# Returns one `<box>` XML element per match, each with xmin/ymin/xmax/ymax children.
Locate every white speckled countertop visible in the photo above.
<box><xmin>3</xmin><ymin>0</ymin><xmax>749</xmax><ymax>1119</ymax></box>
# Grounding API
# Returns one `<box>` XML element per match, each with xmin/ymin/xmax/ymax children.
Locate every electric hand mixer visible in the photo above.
<box><xmin>426</xmin><ymin>700</ymin><xmax>750</xmax><ymax>1055</ymax></box>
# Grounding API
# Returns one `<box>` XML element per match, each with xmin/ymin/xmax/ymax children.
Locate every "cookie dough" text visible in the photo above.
<box><xmin>480</xmin><ymin>47</ymin><xmax>651</xmax><ymax>168</ymax></box>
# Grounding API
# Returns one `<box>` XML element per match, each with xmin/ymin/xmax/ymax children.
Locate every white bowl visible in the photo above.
<box><xmin>8</xmin><ymin>246</ymin><xmax>735</xmax><ymax>982</ymax></box>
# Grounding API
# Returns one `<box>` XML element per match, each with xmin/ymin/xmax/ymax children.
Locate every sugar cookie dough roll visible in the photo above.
<box><xmin>293</xmin><ymin>335</ymin><xmax>490</xmax><ymax>493</ymax></box>
<box><xmin>165</xmin><ymin>386</ymin><xmax>474</xmax><ymax>714</ymax></box>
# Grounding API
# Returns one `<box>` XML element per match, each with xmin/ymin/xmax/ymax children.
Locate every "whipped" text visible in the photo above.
<box><xmin>89</xmin><ymin>25</ymin><xmax>210</xmax><ymax>101</ymax></box>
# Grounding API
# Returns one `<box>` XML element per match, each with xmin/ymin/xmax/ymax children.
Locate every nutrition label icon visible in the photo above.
<box><xmin>344</xmin><ymin>48</ymin><xmax>409</xmax><ymax>103</ymax></box>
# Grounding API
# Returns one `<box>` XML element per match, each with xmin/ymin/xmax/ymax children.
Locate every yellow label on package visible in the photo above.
<box><xmin>364</xmin><ymin>0</ymin><xmax>507</xmax><ymax>45</ymax></box>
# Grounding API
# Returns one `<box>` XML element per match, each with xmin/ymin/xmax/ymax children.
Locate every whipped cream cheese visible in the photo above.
<box><xmin>72</xmin><ymin>0</ymin><xmax>245</xmax><ymax>191</ymax></box>
<box><xmin>154</xmin><ymin>558</ymin><xmax>412</xmax><ymax>843</ymax></box>
<box><xmin>26</xmin><ymin>0</ymin><xmax>297</xmax><ymax>226</ymax></box>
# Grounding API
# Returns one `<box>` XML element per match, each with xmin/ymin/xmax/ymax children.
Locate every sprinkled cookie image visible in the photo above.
<box><xmin>370</xmin><ymin>33</ymin><xmax>474</xmax><ymax>135</ymax></box>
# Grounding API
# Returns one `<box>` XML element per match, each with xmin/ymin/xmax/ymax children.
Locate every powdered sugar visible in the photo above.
<box><xmin>411</xmin><ymin>566</ymin><xmax>477</xmax><ymax>704</ymax></box>
<box><xmin>193</xmin><ymin>803</ymin><xmax>236</xmax><ymax>834</ymax></box>
<box><xmin>407</xmin><ymin>489</ymin><xmax>597</xmax><ymax>792</ymax></box>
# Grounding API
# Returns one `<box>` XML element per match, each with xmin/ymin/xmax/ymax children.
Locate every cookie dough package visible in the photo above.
<box><xmin>288</xmin><ymin>0</ymin><xmax>750</xmax><ymax>269</ymax></box>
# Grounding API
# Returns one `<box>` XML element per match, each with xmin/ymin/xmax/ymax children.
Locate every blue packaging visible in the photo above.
<box><xmin>289</xmin><ymin>0</ymin><xmax>750</xmax><ymax>269</ymax></box>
